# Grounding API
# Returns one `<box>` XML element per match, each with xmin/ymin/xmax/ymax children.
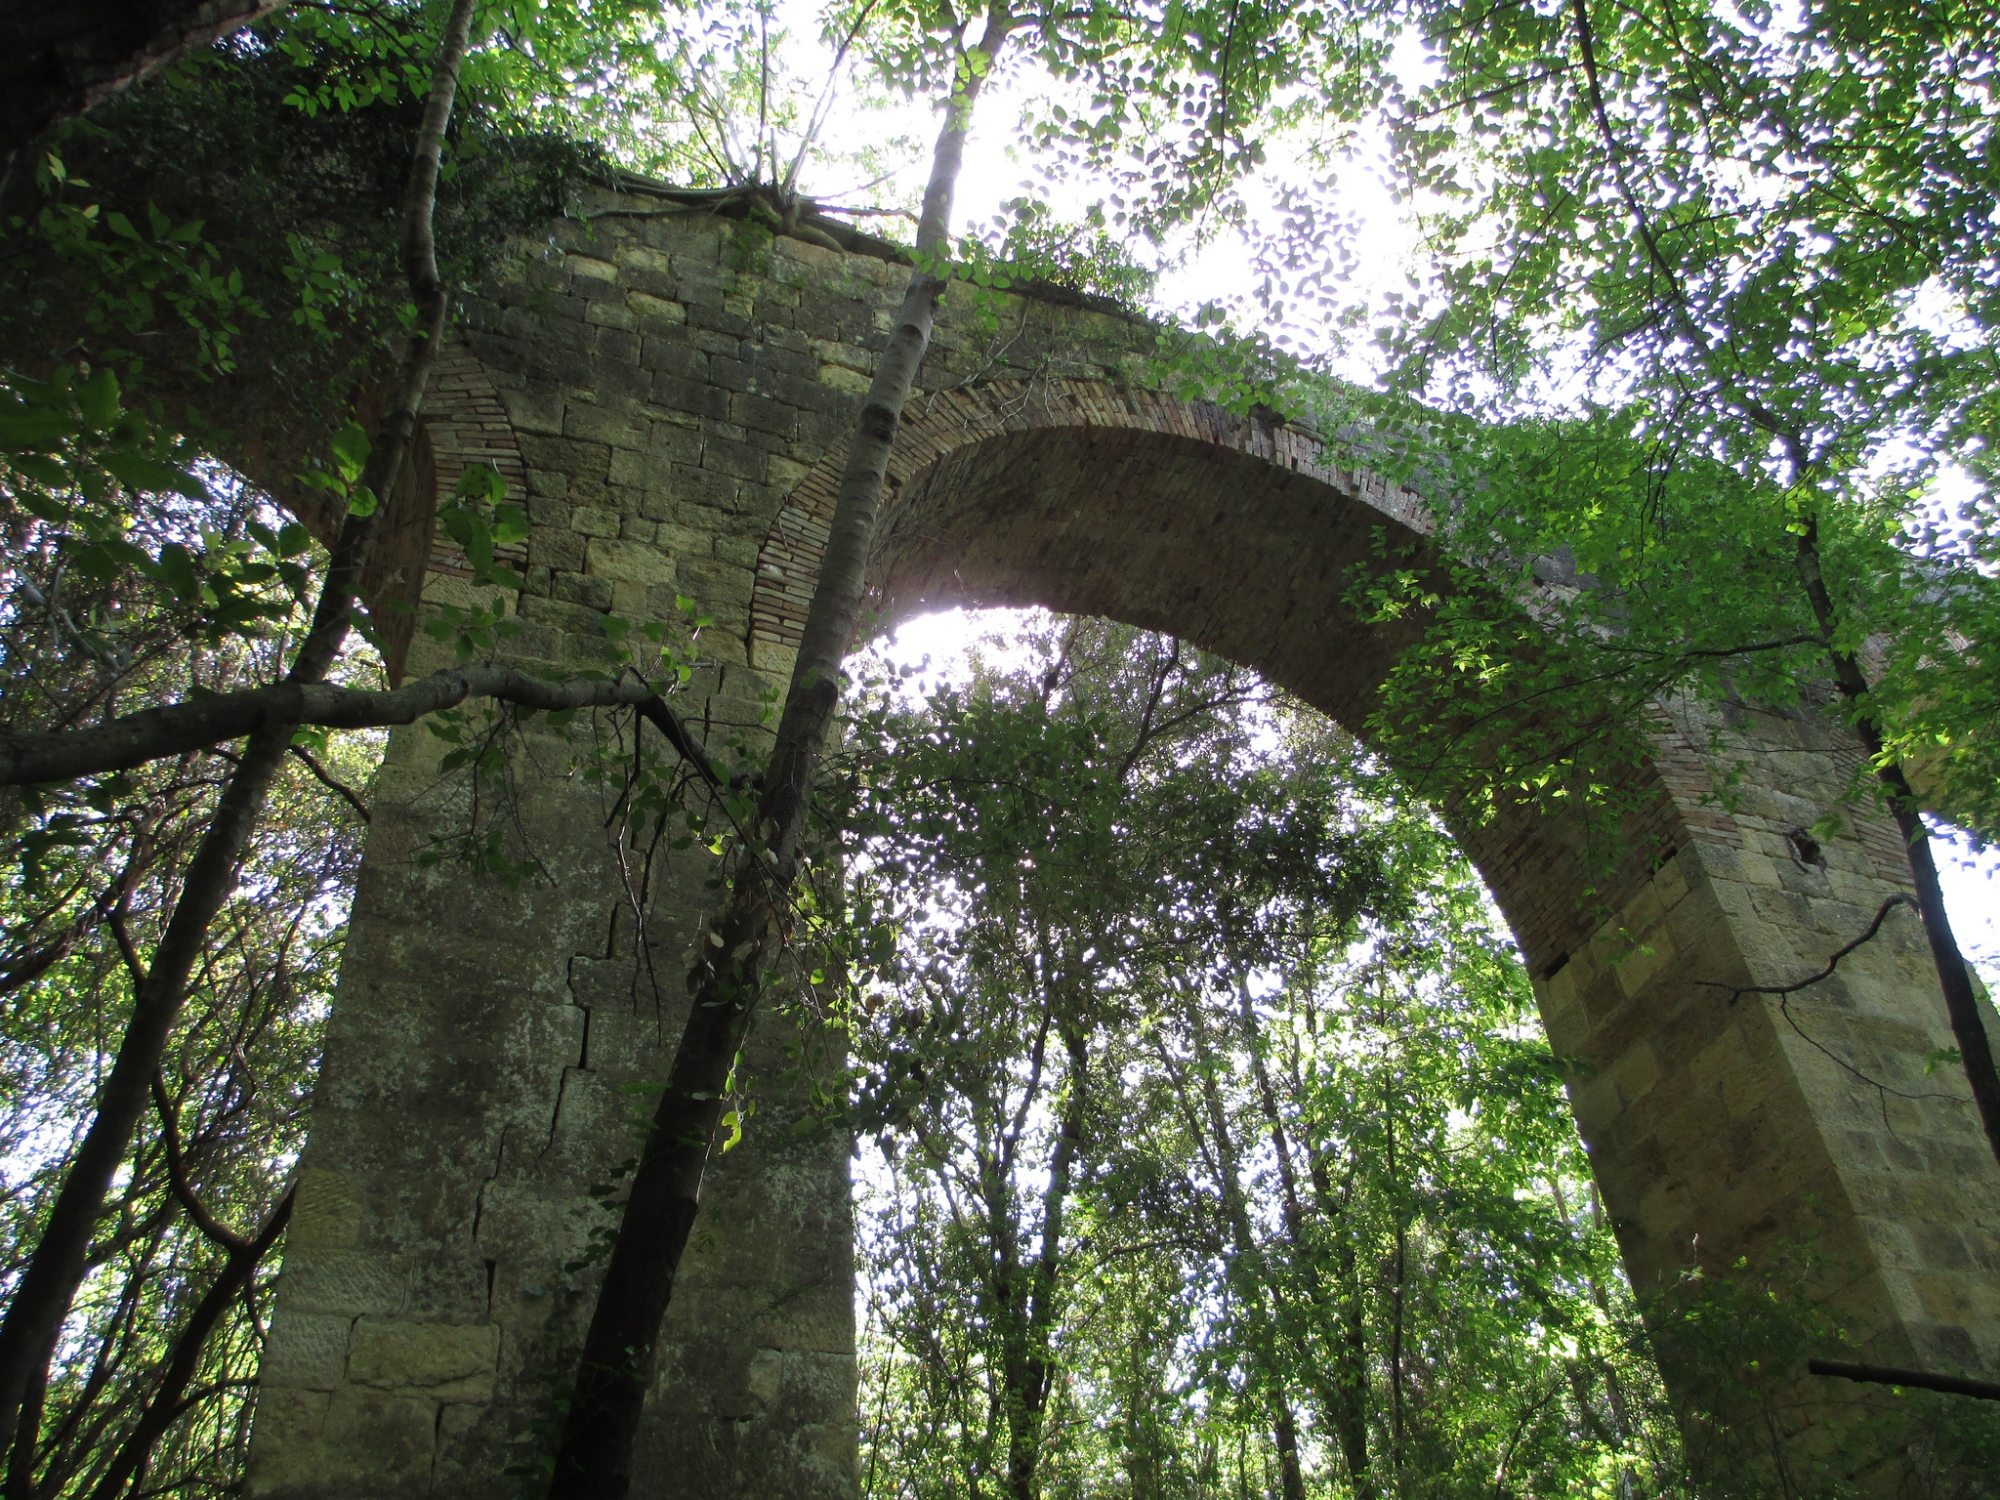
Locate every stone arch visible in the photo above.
<box><xmin>749</xmin><ymin>378</ymin><xmax>1997</xmax><ymax>1371</ymax></box>
<box><xmin>247</xmin><ymin>206</ymin><xmax>1997</xmax><ymax>1500</ymax></box>
<box><xmin>755</xmin><ymin>379</ymin><xmax>1691</xmax><ymax>969</ymax></box>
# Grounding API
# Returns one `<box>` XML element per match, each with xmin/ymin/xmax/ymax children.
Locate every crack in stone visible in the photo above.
<box><xmin>543</xmin><ymin>906</ymin><xmax>620</xmax><ymax>1154</ymax></box>
<box><xmin>469</xmin><ymin>1130</ymin><xmax>509</xmax><ymax>1244</ymax></box>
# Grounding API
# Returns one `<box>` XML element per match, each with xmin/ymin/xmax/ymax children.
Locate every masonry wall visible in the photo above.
<box><xmin>245</xmin><ymin>194</ymin><xmax>1159</xmax><ymax>1500</ymax></box>
<box><xmin>247</xmin><ymin>189</ymin><xmax>2000</xmax><ymax>1500</ymax></box>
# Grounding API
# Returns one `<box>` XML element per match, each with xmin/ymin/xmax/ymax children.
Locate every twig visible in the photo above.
<box><xmin>1705</xmin><ymin>896</ymin><xmax>1918</xmax><ymax>1005</ymax></box>
<box><xmin>288</xmin><ymin>745</ymin><xmax>371</xmax><ymax>822</ymax></box>
<box><xmin>1700</xmin><ymin>896</ymin><xmax>1962</xmax><ymax>1115</ymax></box>
<box><xmin>149</xmin><ymin>1074</ymin><xmax>250</xmax><ymax>1255</ymax></box>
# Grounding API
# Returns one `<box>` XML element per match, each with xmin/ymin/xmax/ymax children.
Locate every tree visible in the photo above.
<box><xmin>1285</xmin><ymin>0</ymin><xmax>2000</xmax><ymax>1163</ymax></box>
<box><xmin>853</xmin><ymin>615</ymin><xmax>2000</xmax><ymax>1499</ymax></box>
<box><xmin>0</xmin><ymin>463</ymin><xmax>373</xmax><ymax>1496</ymax></box>
<box><xmin>850</xmin><ymin>617</ymin><xmax>1685</xmax><ymax>1499</ymax></box>
<box><xmin>842</xmin><ymin>624</ymin><xmax>1281</xmax><ymax>1500</ymax></box>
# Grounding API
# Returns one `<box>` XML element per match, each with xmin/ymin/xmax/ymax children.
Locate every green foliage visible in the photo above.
<box><xmin>1282</xmin><ymin>0</ymin><xmax>2000</xmax><ymax>842</ymax></box>
<box><xmin>846</xmin><ymin>615</ymin><xmax>2000</xmax><ymax>1500</ymax></box>
<box><xmin>841</xmin><ymin>620</ymin><xmax>1645</xmax><ymax>1498</ymax></box>
<box><xmin>0</xmin><ymin>455</ymin><xmax>371</xmax><ymax>1495</ymax></box>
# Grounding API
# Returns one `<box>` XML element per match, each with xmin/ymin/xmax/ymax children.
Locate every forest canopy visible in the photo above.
<box><xmin>0</xmin><ymin>0</ymin><xmax>1996</xmax><ymax>1497</ymax></box>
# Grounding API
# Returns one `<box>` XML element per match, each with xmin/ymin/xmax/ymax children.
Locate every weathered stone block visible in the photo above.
<box><xmin>259</xmin><ymin>1311</ymin><xmax>352</xmax><ymax>1390</ymax></box>
<box><xmin>348</xmin><ymin>1319</ymin><xmax>500</xmax><ymax>1400</ymax></box>
<box><xmin>276</xmin><ymin>1249</ymin><xmax>404</xmax><ymax>1317</ymax></box>
<box><xmin>288</xmin><ymin>1169</ymin><xmax>364</xmax><ymax>1250</ymax></box>
<box><xmin>587</xmin><ymin>536</ymin><xmax>677</xmax><ymax>585</ymax></box>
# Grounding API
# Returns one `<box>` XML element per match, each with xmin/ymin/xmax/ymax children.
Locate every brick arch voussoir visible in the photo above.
<box><xmin>747</xmin><ymin>379</ymin><xmax>1429</xmax><ymax>668</ymax></box>
<box><xmin>747</xmin><ymin>378</ymin><xmax>1725</xmax><ymax>978</ymax></box>
<box><xmin>371</xmin><ymin>338</ymin><xmax>532</xmax><ymax>682</ymax></box>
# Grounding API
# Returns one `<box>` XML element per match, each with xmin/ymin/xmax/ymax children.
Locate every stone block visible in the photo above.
<box><xmin>588</xmin><ymin>537</ymin><xmax>678</xmax><ymax>586</ymax></box>
<box><xmin>703</xmin><ymin>435</ymin><xmax>765</xmax><ymax>481</ymax></box>
<box><xmin>609</xmin><ymin>447</ymin><xmax>655</xmax><ymax>488</ymax></box>
<box><xmin>566</xmin><ymin>253</ymin><xmax>617</xmax><ymax>281</ymax></box>
<box><xmin>595</xmin><ymin>327</ymin><xmax>643</xmax><ymax>364</ymax></box>
<box><xmin>585</xmin><ymin>297</ymin><xmax>639</xmax><ymax>332</ymax></box>
<box><xmin>288</xmin><ymin>1169</ymin><xmax>364</xmax><ymax>1250</ymax></box>
<box><xmin>653</xmin><ymin>373</ymin><xmax>730</xmax><ymax>422</ymax></box>
<box><xmin>498</xmin><ymin>387</ymin><xmax>564</xmax><ymax>436</ymax></box>
<box><xmin>519</xmin><ymin>594</ymin><xmax>608</xmax><ymax>635</ymax></box>
<box><xmin>276</xmin><ymin>1248</ymin><xmax>404</xmax><ymax>1317</ymax></box>
<box><xmin>532</xmin><ymin>526</ymin><xmax>585</xmax><ymax>572</ymax></box>
<box><xmin>348</xmin><ymin>1318</ymin><xmax>500</xmax><ymax>1400</ymax></box>
<box><xmin>1615</xmin><ymin>923</ymin><xmax>1675</xmax><ymax>998</ymax></box>
<box><xmin>630</xmin><ymin>290</ymin><xmax>687</xmax><ymax>326</ymax></box>
<box><xmin>565</xmin><ymin>402</ymin><xmax>645</xmax><ymax>449</ymax></box>
<box><xmin>817</xmin><ymin>361</ymin><xmax>871</xmax><ymax>395</ymax></box>
<box><xmin>259</xmin><ymin>1310</ymin><xmax>353</xmax><ymax>1390</ymax></box>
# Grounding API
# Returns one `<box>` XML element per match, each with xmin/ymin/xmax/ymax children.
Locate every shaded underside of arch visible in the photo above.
<box><xmin>750</xmin><ymin>379</ymin><xmax>1697</xmax><ymax>974</ymax></box>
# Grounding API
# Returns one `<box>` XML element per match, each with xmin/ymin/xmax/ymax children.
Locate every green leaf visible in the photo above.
<box><xmin>0</xmin><ymin>405</ymin><xmax>78</xmax><ymax>450</ymax></box>
<box><xmin>75</xmin><ymin>368</ymin><xmax>120</xmax><ymax>432</ymax></box>
<box><xmin>99</xmin><ymin>451</ymin><xmax>208</xmax><ymax>501</ymax></box>
<box><xmin>330</xmin><ymin>421</ymin><xmax>371</xmax><ymax>482</ymax></box>
<box><xmin>8</xmin><ymin>453</ymin><xmax>70</xmax><ymax>489</ymax></box>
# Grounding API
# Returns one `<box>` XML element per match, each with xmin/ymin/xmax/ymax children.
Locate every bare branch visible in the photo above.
<box><xmin>0</xmin><ymin>667</ymin><xmax>729</xmax><ymax>790</ymax></box>
<box><xmin>287</xmin><ymin>745</ymin><xmax>371</xmax><ymax>823</ymax></box>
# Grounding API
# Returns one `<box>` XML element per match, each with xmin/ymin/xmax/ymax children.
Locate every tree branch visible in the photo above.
<box><xmin>149</xmin><ymin>1074</ymin><xmax>249</xmax><ymax>1255</ymax></box>
<box><xmin>287</xmin><ymin>745</ymin><xmax>371</xmax><ymax>822</ymax></box>
<box><xmin>0</xmin><ymin>666</ymin><xmax>730</xmax><ymax>790</ymax></box>
<box><xmin>1808</xmin><ymin>1359</ymin><xmax>2000</xmax><ymax>1403</ymax></box>
<box><xmin>84</xmin><ymin>1188</ymin><xmax>294</xmax><ymax>1500</ymax></box>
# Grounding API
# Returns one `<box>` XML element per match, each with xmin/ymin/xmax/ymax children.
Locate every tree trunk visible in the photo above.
<box><xmin>0</xmin><ymin>0</ymin><xmax>475</xmax><ymax>1466</ymax></box>
<box><xmin>86</xmin><ymin>1188</ymin><xmax>293</xmax><ymax>1500</ymax></box>
<box><xmin>1792</xmin><ymin>518</ymin><xmax>2000</xmax><ymax>1167</ymax></box>
<box><xmin>1237</xmin><ymin>972</ymin><xmax>1374</xmax><ymax>1498</ymax></box>
<box><xmin>1330</xmin><ymin>1205</ymin><xmax>1374</xmax><ymax>1500</ymax></box>
<box><xmin>0</xmin><ymin>0</ymin><xmax>288</xmax><ymax>181</ymax></box>
<box><xmin>1191</xmin><ymin>1023</ymin><xmax>1306</xmax><ymax>1500</ymax></box>
<box><xmin>1384</xmin><ymin>1101</ymin><xmax>1405</xmax><ymax>1470</ymax></box>
<box><xmin>543</xmin><ymin>10</ymin><xmax>1017</xmax><ymax>1496</ymax></box>
<box><xmin>1002</xmin><ymin>1024</ymin><xmax>1087</xmax><ymax>1500</ymax></box>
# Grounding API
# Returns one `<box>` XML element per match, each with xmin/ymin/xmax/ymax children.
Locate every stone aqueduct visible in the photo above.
<box><xmin>240</xmin><ymin>186</ymin><xmax>2000</xmax><ymax>1498</ymax></box>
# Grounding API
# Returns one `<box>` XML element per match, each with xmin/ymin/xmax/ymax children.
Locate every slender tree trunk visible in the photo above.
<box><xmin>544</xmin><ymin>12</ymin><xmax>1016</xmax><ymax>1496</ymax></box>
<box><xmin>1002</xmin><ymin>1024</ymin><xmax>1086</xmax><ymax>1500</ymax></box>
<box><xmin>0</xmin><ymin>0</ymin><xmax>475</xmax><ymax>1465</ymax></box>
<box><xmin>1792</xmin><ymin>518</ymin><xmax>2000</xmax><ymax>1167</ymax></box>
<box><xmin>1330</xmin><ymin>1202</ymin><xmax>1374</xmax><ymax>1500</ymax></box>
<box><xmin>1384</xmin><ymin>1103</ymin><xmax>1404</xmax><ymax>1471</ymax></box>
<box><xmin>1238</xmin><ymin>974</ymin><xmax>1374</xmax><ymax>1499</ymax></box>
<box><xmin>1193</xmin><ymin>1033</ymin><xmax>1306</xmax><ymax>1500</ymax></box>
